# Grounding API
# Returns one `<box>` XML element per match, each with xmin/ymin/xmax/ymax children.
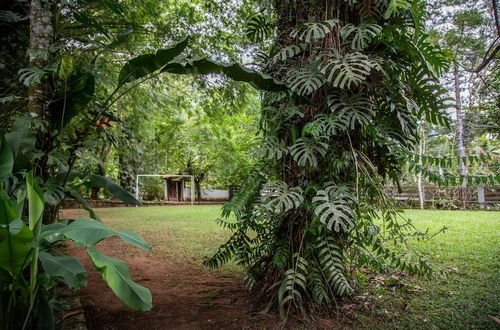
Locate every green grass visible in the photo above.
<box><xmin>81</xmin><ymin>206</ymin><xmax>500</xmax><ymax>329</ymax></box>
<box><xmin>368</xmin><ymin>209</ymin><xmax>500</xmax><ymax>329</ymax></box>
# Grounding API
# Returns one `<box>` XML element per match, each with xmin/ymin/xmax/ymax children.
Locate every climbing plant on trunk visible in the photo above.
<box><xmin>206</xmin><ymin>0</ymin><xmax>452</xmax><ymax>318</ymax></box>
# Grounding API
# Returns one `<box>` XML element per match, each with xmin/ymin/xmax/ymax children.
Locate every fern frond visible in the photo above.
<box><xmin>278</xmin><ymin>255</ymin><xmax>308</xmax><ymax>319</ymax></box>
<box><xmin>222</xmin><ymin>163</ymin><xmax>266</xmax><ymax>219</ymax></box>
<box><xmin>310</xmin><ymin>266</ymin><xmax>331</xmax><ymax>304</ymax></box>
<box><xmin>271</xmin><ymin>240</ymin><xmax>291</xmax><ymax>269</ymax></box>
<box><xmin>313</xmin><ymin>185</ymin><xmax>356</xmax><ymax>232</ymax></box>
<box><xmin>243</xmin><ymin>271</ymin><xmax>257</xmax><ymax>290</ymax></box>
<box><xmin>316</xmin><ymin>237</ymin><xmax>353</xmax><ymax>296</ymax></box>
<box><xmin>0</xmin><ymin>10</ymin><xmax>28</xmax><ymax>22</ymax></box>
<box><xmin>204</xmin><ymin>231</ymin><xmax>252</xmax><ymax>268</ymax></box>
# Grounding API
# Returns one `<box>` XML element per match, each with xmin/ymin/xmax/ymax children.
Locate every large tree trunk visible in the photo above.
<box><xmin>29</xmin><ymin>0</ymin><xmax>53</xmax><ymax>119</ymax></box>
<box><xmin>254</xmin><ymin>0</ymin><xmax>349</xmax><ymax>296</ymax></box>
<box><xmin>30</xmin><ymin>0</ymin><xmax>56</xmax><ymax>223</ymax></box>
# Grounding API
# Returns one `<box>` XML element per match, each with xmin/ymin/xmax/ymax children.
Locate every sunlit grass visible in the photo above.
<box><xmin>68</xmin><ymin>206</ymin><xmax>500</xmax><ymax>328</ymax></box>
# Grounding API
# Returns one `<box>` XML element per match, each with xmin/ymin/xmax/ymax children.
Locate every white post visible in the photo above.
<box><xmin>191</xmin><ymin>176</ymin><xmax>195</xmax><ymax>205</ymax></box>
<box><xmin>477</xmin><ymin>186</ymin><xmax>485</xmax><ymax>209</ymax></box>
<box><xmin>135</xmin><ymin>175</ymin><xmax>140</xmax><ymax>207</ymax></box>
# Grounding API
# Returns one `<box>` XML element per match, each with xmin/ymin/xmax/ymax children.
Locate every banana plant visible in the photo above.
<box><xmin>0</xmin><ymin>171</ymin><xmax>152</xmax><ymax>330</ymax></box>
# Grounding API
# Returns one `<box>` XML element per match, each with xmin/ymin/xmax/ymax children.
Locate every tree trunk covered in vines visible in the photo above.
<box><xmin>208</xmin><ymin>0</ymin><xmax>449</xmax><ymax>319</ymax></box>
<box><xmin>29</xmin><ymin>0</ymin><xmax>57</xmax><ymax>223</ymax></box>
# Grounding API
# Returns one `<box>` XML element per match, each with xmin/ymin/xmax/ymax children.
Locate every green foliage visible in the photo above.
<box><xmin>286</xmin><ymin>64</ymin><xmax>325</xmax><ymax>95</ymax></box>
<box><xmin>245</xmin><ymin>14</ymin><xmax>274</xmax><ymax>42</ymax></box>
<box><xmin>163</xmin><ymin>57</ymin><xmax>286</xmax><ymax>92</ymax></box>
<box><xmin>312</xmin><ymin>185</ymin><xmax>356</xmax><ymax>232</ymax></box>
<box><xmin>50</xmin><ymin>71</ymin><xmax>96</xmax><ymax>130</ymax></box>
<box><xmin>340</xmin><ymin>22</ymin><xmax>382</xmax><ymax>50</ymax></box>
<box><xmin>0</xmin><ymin>136</ymin><xmax>13</xmax><ymax>179</ymax></box>
<box><xmin>209</xmin><ymin>0</ymin><xmax>455</xmax><ymax>320</ymax></box>
<box><xmin>289</xmin><ymin>137</ymin><xmax>328</xmax><ymax>168</ymax></box>
<box><xmin>328</xmin><ymin>91</ymin><xmax>374</xmax><ymax>129</ymax></box>
<box><xmin>84</xmin><ymin>174</ymin><xmax>142</xmax><ymax>206</ymax></box>
<box><xmin>262</xmin><ymin>181</ymin><xmax>304</xmax><ymax>213</ymax></box>
<box><xmin>0</xmin><ymin>172</ymin><xmax>152</xmax><ymax>329</ymax></box>
<box><xmin>38</xmin><ymin>252</ymin><xmax>87</xmax><ymax>289</ymax></box>
<box><xmin>87</xmin><ymin>247</ymin><xmax>152</xmax><ymax>311</ymax></box>
<box><xmin>290</xmin><ymin>19</ymin><xmax>340</xmax><ymax>42</ymax></box>
<box><xmin>316</xmin><ymin>237</ymin><xmax>353</xmax><ymax>296</ymax></box>
<box><xmin>318</xmin><ymin>51</ymin><xmax>381</xmax><ymax>89</ymax></box>
<box><xmin>278</xmin><ymin>255</ymin><xmax>308</xmax><ymax>319</ymax></box>
<box><xmin>117</xmin><ymin>38</ymin><xmax>188</xmax><ymax>88</ymax></box>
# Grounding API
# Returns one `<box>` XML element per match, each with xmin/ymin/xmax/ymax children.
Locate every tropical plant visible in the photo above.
<box><xmin>206</xmin><ymin>0</ymin><xmax>457</xmax><ymax>319</ymax></box>
<box><xmin>0</xmin><ymin>171</ymin><xmax>151</xmax><ymax>330</ymax></box>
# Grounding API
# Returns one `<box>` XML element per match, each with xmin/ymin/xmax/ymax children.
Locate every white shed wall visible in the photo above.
<box><xmin>183</xmin><ymin>188</ymin><xmax>229</xmax><ymax>201</ymax></box>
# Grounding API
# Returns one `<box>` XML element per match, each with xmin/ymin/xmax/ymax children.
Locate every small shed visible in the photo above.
<box><xmin>163</xmin><ymin>175</ymin><xmax>195</xmax><ymax>203</ymax></box>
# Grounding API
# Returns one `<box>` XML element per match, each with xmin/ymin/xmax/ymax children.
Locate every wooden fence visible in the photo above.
<box><xmin>385</xmin><ymin>186</ymin><xmax>500</xmax><ymax>208</ymax></box>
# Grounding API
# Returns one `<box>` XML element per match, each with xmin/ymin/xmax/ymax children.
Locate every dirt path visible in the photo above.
<box><xmin>69</xmin><ymin>236</ymin><xmax>286</xmax><ymax>329</ymax></box>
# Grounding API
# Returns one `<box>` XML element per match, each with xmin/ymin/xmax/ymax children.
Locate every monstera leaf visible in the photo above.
<box><xmin>261</xmin><ymin>181</ymin><xmax>304</xmax><ymax>213</ymax></box>
<box><xmin>312</xmin><ymin>185</ymin><xmax>356</xmax><ymax>232</ymax></box>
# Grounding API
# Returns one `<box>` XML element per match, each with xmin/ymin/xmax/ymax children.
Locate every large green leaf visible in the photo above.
<box><xmin>26</xmin><ymin>171</ymin><xmax>44</xmax><ymax>236</ymax></box>
<box><xmin>0</xmin><ymin>134</ymin><xmax>13</xmax><ymax>179</ymax></box>
<box><xmin>0</xmin><ymin>195</ymin><xmax>17</xmax><ymax>227</ymax></box>
<box><xmin>65</xmin><ymin>186</ymin><xmax>100</xmax><ymax>221</ymax></box>
<box><xmin>118</xmin><ymin>38</ymin><xmax>188</xmax><ymax>88</ymax></box>
<box><xmin>85</xmin><ymin>174</ymin><xmax>141</xmax><ymax>206</ymax></box>
<box><xmin>0</xmin><ymin>218</ymin><xmax>34</xmax><ymax>276</ymax></box>
<box><xmin>26</xmin><ymin>171</ymin><xmax>44</xmax><ymax>298</ymax></box>
<box><xmin>5</xmin><ymin>117</ymin><xmax>37</xmax><ymax>172</ymax></box>
<box><xmin>87</xmin><ymin>246</ymin><xmax>152</xmax><ymax>311</ymax></box>
<box><xmin>162</xmin><ymin>58</ymin><xmax>286</xmax><ymax>92</ymax></box>
<box><xmin>42</xmin><ymin>218</ymin><xmax>151</xmax><ymax>250</ymax></box>
<box><xmin>50</xmin><ymin>71</ymin><xmax>95</xmax><ymax>129</ymax></box>
<box><xmin>39</xmin><ymin>252</ymin><xmax>87</xmax><ymax>289</ymax></box>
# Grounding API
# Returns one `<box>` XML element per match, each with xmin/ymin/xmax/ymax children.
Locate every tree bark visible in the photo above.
<box><xmin>28</xmin><ymin>0</ymin><xmax>53</xmax><ymax>118</ymax></box>
<box><xmin>417</xmin><ymin>123</ymin><xmax>426</xmax><ymax>210</ymax></box>
<box><xmin>30</xmin><ymin>0</ymin><xmax>56</xmax><ymax>223</ymax></box>
<box><xmin>453</xmin><ymin>64</ymin><xmax>467</xmax><ymax>183</ymax></box>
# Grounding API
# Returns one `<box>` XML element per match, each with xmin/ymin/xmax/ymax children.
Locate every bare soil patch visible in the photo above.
<box><xmin>69</xmin><ymin>237</ymin><xmax>288</xmax><ymax>329</ymax></box>
<box><xmin>61</xmin><ymin>207</ymin><xmax>288</xmax><ymax>329</ymax></box>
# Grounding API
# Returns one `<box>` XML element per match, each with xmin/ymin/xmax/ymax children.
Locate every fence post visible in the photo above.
<box><xmin>477</xmin><ymin>186</ymin><xmax>485</xmax><ymax>209</ymax></box>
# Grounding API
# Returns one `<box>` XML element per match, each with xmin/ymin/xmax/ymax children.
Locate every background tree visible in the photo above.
<box><xmin>429</xmin><ymin>0</ymin><xmax>499</xmax><ymax>183</ymax></box>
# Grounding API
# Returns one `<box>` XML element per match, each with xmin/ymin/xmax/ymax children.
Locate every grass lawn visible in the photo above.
<box><xmin>77</xmin><ymin>206</ymin><xmax>500</xmax><ymax>329</ymax></box>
